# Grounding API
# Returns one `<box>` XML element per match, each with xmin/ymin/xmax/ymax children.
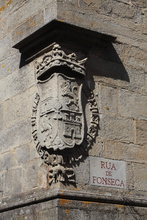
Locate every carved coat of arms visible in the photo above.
<box><xmin>32</xmin><ymin>44</ymin><xmax>99</xmax><ymax>185</ymax></box>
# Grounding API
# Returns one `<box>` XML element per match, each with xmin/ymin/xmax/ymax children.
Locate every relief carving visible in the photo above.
<box><xmin>32</xmin><ymin>43</ymin><xmax>99</xmax><ymax>185</ymax></box>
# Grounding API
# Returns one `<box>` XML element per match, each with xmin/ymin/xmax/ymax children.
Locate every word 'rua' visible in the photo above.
<box><xmin>32</xmin><ymin>43</ymin><xmax>99</xmax><ymax>185</ymax></box>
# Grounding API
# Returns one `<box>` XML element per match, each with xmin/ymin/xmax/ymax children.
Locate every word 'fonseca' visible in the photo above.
<box><xmin>92</xmin><ymin>176</ymin><xmax>125</xmax><ymax>187</ymax></box>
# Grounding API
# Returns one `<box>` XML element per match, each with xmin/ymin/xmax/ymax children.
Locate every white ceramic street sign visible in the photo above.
<box><xmin>90</xmin><ymin>157</ymin><xmax>126</xmax><ymax>189</ymax></box>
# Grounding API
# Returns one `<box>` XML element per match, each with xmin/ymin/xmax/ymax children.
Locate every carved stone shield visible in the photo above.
<box><xmin>32</xmin><ymin>43</ymin><xmax>99</xmax><ymax>185</ymax></box>
<box><xmin>37</xmin><ymin>73</ymin><xmax>84</xmax><ymax>151</ymax></box>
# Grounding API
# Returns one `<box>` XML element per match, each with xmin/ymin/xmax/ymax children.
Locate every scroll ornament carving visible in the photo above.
<box><xmin>32</xmin><ymin>43</ymin><xmax>99</xmax><ymax>185</ymax></box>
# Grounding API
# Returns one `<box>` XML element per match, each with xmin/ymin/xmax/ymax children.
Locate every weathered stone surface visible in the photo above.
<box><xmin>6</xmin><ymin>0</ymin><xmax>52</xmax><ymax>32</ymax></box>
<box><xmin>145</xmin><ymin>74</ymin><xmax>147</xmax><ymax>94</ymax></box>
<box><xmin>58</xmin><ymin>199</ymin><xmax>147</xmax><ymax>220</ymax></box>
<box><xmin>1</xmin><ymin>197</ymin><xmax>146</xmax><ymax>220</ymax></box>
<box><xmin>0</xmin><ymin>52</ymin><xmax>20</xmax><ymax>80</ymax></box>
<box><xmin>122</xmin><ymin>46</ymin><xmax>147</xmax><ymax>73</ymax></box>
<box><xmin>110</xmin><ymin>1</ymin><xmax>137</xmax><ymax>19</ymax></box>
<box><xmin>3</xmin><ymin>85</ymin><xmax>37</xmax><ymax>128</ymax></box>
<box><xmin>15</xmin><ymin>144</ymin><xmax>30</xmax><ymax>166</ymax></box>
<box><xmin>133</xmin><ymin>163</ymin><xmax>147</xmax><ymax>191</ymax></box>
<box><xmin>0</xmin><ymin>172</ymin><xmax>4</xmax><ymax>198</ymax></box>
<box><xmin>142</xmin><ymin>8</ymin><xmax>147</xmax><ymax>35</ymax></box>
<box><xmin>0</xmin><ymin>200</ymin><xmax>58</xmax><ymax>220</ymax></box>
<box><xmin>102</xmin><ymin>140</ymin><xmax>147</xmax><ymax>163</ymax></box>
<box><xmin>136</xmin><ymin>120</ymin><xmax>147</xmax><ymax>145</ymax></box>
<box><xmin>57</xmin><ymin>0</ymin><xmax>146</xmax><ymax>43</ymax></box>
<box><xmin>21</xmin><ymin>159</ymin><xmax>43</xmax><ymax>192</ymax></box>
<box><xmin>12</xmin><ymin>10</ymin><xmax>44</xmax><ymax>45</ymax></box>
<box><xmin>0</xmin><ymin>152</ymin><xmax>16</xmax><ymax>171</ymax></box>
<box><xmin>7</xmin><ymin>0</ymin><xmax>147</xmax><ymax>46</ymax></box>
<box><xmin>0</xmin><ymin>120</ymin><xmax>32</xmax><ymax>153</ymax></box>
<box><xmin>99</xmin><ymin>115</ymin><xmax>135</xmax><ymax>143</ymax></box>
<box><xmin>89</xmin><ymin>141</ymin><xmax>104</xmax><ymax>157</ymax></box>
<box><xmin>98</xmin><ymin>84</ymin><xmax>118</xmax><ymax>115</ymax></box>
<box><xmin>29</xmin><ymin>141</ymin><xmax>41</xmax><ymax>161</ymax></box>
<box><xmin>3</xmin><ymin>168</ymin><xmax>22</xmax><ymax>197</ymax></box>
<box><xmin>118</xmin><ymin>90</ymin><xmax>147</xmax><ymax>119</ymax></box>
<box><xmin>44</xmin><ymin>0</ymin><xmax>57</xmax><ymax>23</ymax></box>
<box><xmin>126</xmin><ymin>68</ymin><xmax>146</xmax><ymax>94</ymax></box>
<box><xmin>0</xmin><ymin>63</ymin><xmax>35</xmax><ymax>103</ymax></box>
<box><xmin>126</xmin><ymin>161</ymin><xmax>134</xmax><ymax>190</ymax></box>
<box><xmin>0</xmin><ymin>35</ymin><xmax>13</xmax><ymax>61</ymax></box>
<box><xmin>0</xmin><ymin>104</ymin><xmax>3</xmax><ymax>131</ymax></box>
<box><xmin>74</xmin><ymin>158</ymin><xmax>90</xmax><ymax>185</ymax></box>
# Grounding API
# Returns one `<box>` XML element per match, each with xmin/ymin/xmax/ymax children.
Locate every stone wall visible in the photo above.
<box><xmin>0</xmin><ymin>0</ymin><xmax>147</xmax><ymax>219</ymax></box>
<box><xmin>1</xmin><ymin>198</ymin><xmax>147</xmax><ymax>220</ymax></box>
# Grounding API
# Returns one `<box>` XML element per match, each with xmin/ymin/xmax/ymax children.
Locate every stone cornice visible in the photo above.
<box><xmin>0</xmin><ymin>188</ymin><xmax>147</xmax><ymax>213</ymax></box>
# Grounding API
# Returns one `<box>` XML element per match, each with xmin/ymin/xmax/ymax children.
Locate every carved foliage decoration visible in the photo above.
<box><xmin>32</xmin><ymin>43</ymin><xmax>99</xmax><ymax>185</ymax></box>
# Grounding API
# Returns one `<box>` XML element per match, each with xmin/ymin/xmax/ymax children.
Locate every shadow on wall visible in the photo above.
<box><xmin>86</xmin><ymin>41</ymin><xmax>130</xmax><ymax>83</ymax></box>
<box><xmin>13</xmin><ymin>20</ymin><xmax>130</xmax><ymax>83</ymax></box>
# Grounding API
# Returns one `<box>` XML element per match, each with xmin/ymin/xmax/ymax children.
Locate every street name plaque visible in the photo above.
<box><xmin>90</xmin><ymin>157</ymin><xmax>126</xmax><ymax>189</ymax></box>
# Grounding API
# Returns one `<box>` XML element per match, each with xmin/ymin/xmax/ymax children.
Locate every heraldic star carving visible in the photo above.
<box><xmin>32</xmin><ymin>43</ymin><xmax>99</xmax><ymax>185</ymax></box>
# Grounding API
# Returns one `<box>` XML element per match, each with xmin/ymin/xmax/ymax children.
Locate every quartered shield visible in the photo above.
<box><xmin>37</xmin><ymin>73</ymin><xmax>85</xmax><ymax>151</ymax></box>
